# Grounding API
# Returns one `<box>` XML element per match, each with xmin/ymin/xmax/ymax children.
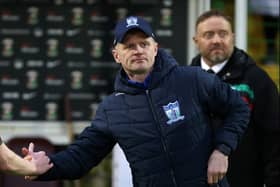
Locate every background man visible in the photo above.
<box><xmin>191</xmin><ymin>10</ymin><xmax>279</xmax><ymax>187</ymax></box>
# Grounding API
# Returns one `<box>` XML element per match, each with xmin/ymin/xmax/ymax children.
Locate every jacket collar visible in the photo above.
<box><xmin>191</xmin><ymin>47</ymin><xmax>255</xmax><ymax>81</ymax></box>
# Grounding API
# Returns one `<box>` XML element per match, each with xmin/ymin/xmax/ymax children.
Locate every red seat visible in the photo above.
<box><xmin>1</xmin><ymin>137</ymin><xmax>61</xmax><ymax>187</ymax></box>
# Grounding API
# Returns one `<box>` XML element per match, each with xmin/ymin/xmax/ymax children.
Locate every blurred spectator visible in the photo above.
<box><xmin>249</xmin><ymin>0</ymin><xmax>279</xmax><ymax>65</ymax></box>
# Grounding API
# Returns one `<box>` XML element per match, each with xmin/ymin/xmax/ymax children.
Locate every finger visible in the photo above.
<box><xmin>29</xmin><ymin>176</ymin><xmax>38</xmax><ymax>180</ymax></box>
<box><xmin>218</xmin><ymin>173</ymin><xmax>225</xmax><ymax>181</ymax></box>
<box><xmin>207</xmin><ymin>174</ymin><xmax>213</xmax><ymax>184</ymax></box>
<box><xmin>21</xmin><ymin>147</ymin><xmax>29</xmax><ymax>156</ymax></box>
<box><xmin>44</xmin><ymin>156</ymin><xmax>51</xmax><ymax>164</ymax></box>
<box><xmin>208</xmin><ymin>174</ymin><xmax>218</xmax><ymax>185</ymax></box>
<box><xmin>25</xmin><ymin>176</ymin><xmax>37</xmax><ymax>180</ymax></box>
<box><xmin>49</xmin><ymin>162</ymin><xmax>54</xmax><ymax>168</ymax></box>
<box><xmin>24</xmin><ymin>155</ymin><xmax>32</xmax><ymax>161</ymax></box>
<box><xmin>212</xmin><ymin>175</ymin><xmax>218</xmax><ymax>184</ymax></box>
<box><xmin>38</xmin><ymin>151</ymin><xmax>46</xmax><ymax>155</ymax></box>
<box><xmin>28</xmin><ymin>142</ymin><xmax>34</xmax><ymax>153</ymax></box>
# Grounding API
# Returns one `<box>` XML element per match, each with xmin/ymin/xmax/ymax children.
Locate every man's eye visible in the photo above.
<box><xmin>219</xmin><ymin>31</ymin><xmax>228</xmax><ymax>38</ymax></box>
<box><xmin>126</xmin><ymin>44</ymin><xmax>134</xmax><ymax>49</ymax></box>
<box><xmin>204</xmin><ymin>32</ymin><xmax>214</xmax><ymax>39</ymax></box>
<box><xmin>140</xmin><ymin>42</ymin><xmax>148</xmax><ymax>48</ymax></box>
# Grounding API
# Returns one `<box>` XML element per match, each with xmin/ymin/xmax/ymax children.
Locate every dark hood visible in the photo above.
<box><xmin>114</xmin><ymin>48</ymin><xmax>178</xmax><ymax>94</ymax></box>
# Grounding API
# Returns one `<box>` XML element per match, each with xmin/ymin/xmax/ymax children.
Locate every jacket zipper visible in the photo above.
<box><xmin>145</xmin><ymin>90</ymin><xmax>178</xmax><ymax>187</ymax></box>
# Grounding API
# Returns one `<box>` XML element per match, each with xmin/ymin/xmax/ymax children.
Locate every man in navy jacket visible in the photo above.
<box><xmin>22</xmin><ymin>16</ymin><xmax>250</xmax><ymax>187</ymax></box>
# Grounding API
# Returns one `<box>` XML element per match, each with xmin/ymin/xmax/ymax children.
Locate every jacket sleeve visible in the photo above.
<box><xmin>37</xmin><ymin>103</ymin><xmax>115</xmax><ymax>180</ymax></box>
<box><xmin>196</xmin><ymin>69</ymin><xmax>250</xmax><ymax>155</ymax></box>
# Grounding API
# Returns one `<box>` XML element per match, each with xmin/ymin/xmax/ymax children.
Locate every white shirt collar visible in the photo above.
<box><xmin>200</xmin><ymin>57</ymin><xmax>228</xmax><ymax>74</ymax></box>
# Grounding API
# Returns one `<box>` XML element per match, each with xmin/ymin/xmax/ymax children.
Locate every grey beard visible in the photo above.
<box><xmin>209</xmin><ymin>55</ymin><xmax>227</xmax><ymax>65</ymax></box>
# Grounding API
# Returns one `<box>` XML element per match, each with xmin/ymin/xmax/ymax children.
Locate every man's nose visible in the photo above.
<box><xmin>133</xmin><ymin>44</ymin><xmax>144</xmax><ymax>53</ymax></box>
<box><xmin>212</xmin><ymin>34</ymin><xmax>222</xmax><ymax>43</ymax></box>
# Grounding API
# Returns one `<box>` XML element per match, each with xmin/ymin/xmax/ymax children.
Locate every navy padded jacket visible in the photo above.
<box><xmin>38</xmin><ymin>49</ymin><xmax>250</xmax><ymax>187</ymax></box>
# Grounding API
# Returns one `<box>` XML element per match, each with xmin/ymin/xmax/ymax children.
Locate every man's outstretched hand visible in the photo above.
<box><xmin>22</xmin><ymin>142</ymin><xmax>53</xmax><ymax>180</ymax></box>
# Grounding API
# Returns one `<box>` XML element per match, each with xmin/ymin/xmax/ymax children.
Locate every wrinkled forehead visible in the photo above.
<box><xmin>197</xmin><ymin>16</ymin><xmax>232</xmax><ymax>32</ymax></box>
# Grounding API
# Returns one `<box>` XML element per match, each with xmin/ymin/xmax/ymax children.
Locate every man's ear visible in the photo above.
<box><xmin>192</xmin><ymin>36</ymin><xmax>197</xmax><ymax>44</ymax></box>
<box><xmin>112</xmin><ymin>48</ymin><xmax>120</xmax><ymax>64</ymax></box>
<box><xmin>192</xmin><ymin>36</ymin><xmax>200</xmax><ymax>49</ymax></box>
<box><xmin>155</xmin><ymin>42</ymin><xmax>158</xmax><ymax>52</ymax></box>
<box><xmin>152</xmin><ymin>41</ymin><xmax>158</xmax><ymax>55</ymax></box>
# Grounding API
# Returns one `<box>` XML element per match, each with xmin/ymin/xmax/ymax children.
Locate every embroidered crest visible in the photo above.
<box><xmin>163</xmin><ymin>100</ymin><xmax>185</xmax><ymax>125</ymax></box>
<box><xmin>126</xmin><ymin>16</ymin><xmax>139</xmax><ymax>27</ymax></box>
<box><xmin>231</xmin><ymin>83</ymin><xmax>254</xmax><ymax>110</ymax></box>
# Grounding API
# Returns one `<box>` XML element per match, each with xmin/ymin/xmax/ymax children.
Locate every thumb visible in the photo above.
<box><xmin>28</xmin><ymin>142</ymin><xmax>34</xmax><ymax>154</ymax></box>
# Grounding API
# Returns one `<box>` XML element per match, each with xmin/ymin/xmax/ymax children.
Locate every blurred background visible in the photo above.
<box><xmin>0</xmin><ymin>0</ymin><xmax>279</xmax><ymax>187</ymax></box>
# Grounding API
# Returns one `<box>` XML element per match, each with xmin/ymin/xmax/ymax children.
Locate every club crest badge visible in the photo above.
<box><xmin>126</xmin><ymin>16</ymin><xmax>139</xmax><ymax>27</ymax></box>
<box><xmin>163</xmin><ymin>100</ymin><xmax>185</xmax><ymax>125</ymax></box>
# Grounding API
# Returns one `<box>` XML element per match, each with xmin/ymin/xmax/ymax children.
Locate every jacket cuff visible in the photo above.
<box><xmin>216</xmin><ymin>144</ymin><xmax>232</xmax><ymax>156</ymax></box>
